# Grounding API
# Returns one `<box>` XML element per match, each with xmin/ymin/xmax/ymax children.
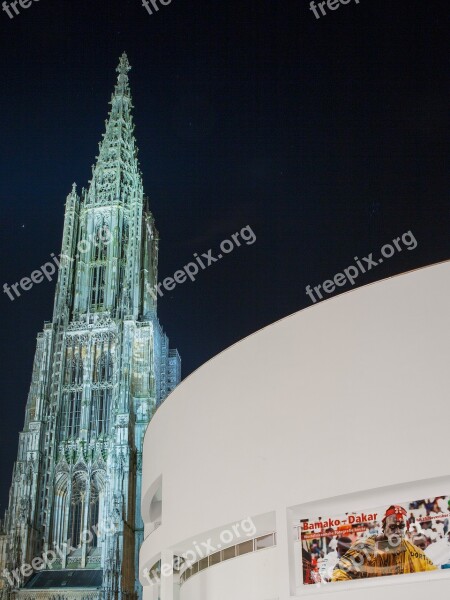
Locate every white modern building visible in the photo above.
<box><xmin>139</xmin><ymin>261</ymin><xmax>450</xmax><ymax>600</ymax></box>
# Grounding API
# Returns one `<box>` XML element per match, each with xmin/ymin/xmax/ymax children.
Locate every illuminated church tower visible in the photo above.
<box><xmin>0</xmin><ymin>54</ymin><xmax>181</xmax><ymax>600</ymax></box>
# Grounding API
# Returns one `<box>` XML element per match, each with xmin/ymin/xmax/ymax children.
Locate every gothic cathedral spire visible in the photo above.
<box><xmin>0</xmin><ymin>56</ymin><xmax>181</xmax><ymax>600</ymax></box>
<box><xmin>87</xmin><ymin>52</ymin><xmax>142</xmax><ymax>207</ymax></box>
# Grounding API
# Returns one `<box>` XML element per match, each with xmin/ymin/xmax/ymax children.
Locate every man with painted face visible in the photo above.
<box><xmin>331</xmin><ymin>505</ymin><xmax>437</xmax><ymax>581</ymax></box>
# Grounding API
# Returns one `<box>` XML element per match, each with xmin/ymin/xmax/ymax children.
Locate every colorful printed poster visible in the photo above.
<box><xmin>298</xmin><ymin>496</ymin><xmax>450</xmax><ymax>585</ymax></box>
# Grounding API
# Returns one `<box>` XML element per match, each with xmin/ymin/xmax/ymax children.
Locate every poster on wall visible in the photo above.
<box><xmin>298</xmin><ymin>496</ymin><xmax>450</xmax><ymax>586</ymax></box>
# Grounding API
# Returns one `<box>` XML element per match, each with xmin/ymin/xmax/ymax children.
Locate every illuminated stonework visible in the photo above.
<box><xmin>0</xmin><ymin>54</ymin><xmax>180</xmax><ymax>600</ymax></box>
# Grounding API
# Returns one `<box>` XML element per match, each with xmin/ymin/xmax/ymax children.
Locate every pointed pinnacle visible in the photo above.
<box><xmin>117</xmin><ymin>52</ymin><xmax>131</xmax><ymax>76</ymax></box>
<box><xmin>114</xmin><ymin>53</ymin><xmax>132</xmax><ymax>98</ymax></box>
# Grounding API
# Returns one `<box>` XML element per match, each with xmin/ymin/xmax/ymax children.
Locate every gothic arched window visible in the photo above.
<box><xmin>61</xmin><ymin>343</ymin><xmax>83</xmax><ymax>441</ymax></box>
<box><xmin>64</xmin><ymin>340</ymin><xmax>83</xmax><ymax>386</ymax></box>
<box><xmin>89</xmin><ymin>494</ymin><xmax>100</xmax><ymax>548</ymax></box>
<box><xmin>90</xmin><ymin>218</ymin><xmax>109</xmax><ymax>309</ymax></box>
<box><xmin>89</xmin><ymin>388</ymin><xmax>111</xmax><ymax>438</ymax></box>
<box><xmin>94</xmin><ymin>223</ymin><xmax>110</xmax><ymax>262</ymax></box>
<box><xmin>69</xmin><ymin>472</ymin><xmax>88</xmax><ymax>548</ymax></box>
<box><xmin>90</xmin><ymin>347</ymin><xmax>113</xmax><ymax>440</ymax></box>
<box><xmin>95</xmin><ymin>351</ymin><xmax>113</xmax><ymax>383</ymax></box>
<box><xmin>60</xmin><ymin>391</ymin><xmax>82</xmax><ymax>440</ymax></box>
<box><xmin>118</xmin><ymin>222</ymin><xmax>129</xmax><ymax>290</ymax></box>
<box><xmin>90</xmin><ymin>265</ymin><xmax>106</xmax><ymax>307</ymax></box>
<box><xmin>88</xmin><ymin>472</ymin><xmax>104</xmax><ymax>548</ymax></box>
<box><xmin>65</xmin><ymin>355</ymin><xmax>83</xmax><ymax>385</ymax></box>
<box><xmin>51</xmin><ymin>472</ymin><xmax>70</xmax><ymax>550</ymax></box>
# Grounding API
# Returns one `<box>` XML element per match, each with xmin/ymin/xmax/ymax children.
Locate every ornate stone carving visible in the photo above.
<box><xmin>1</xmin><ymin>53</ymin><xmax>181</xmax><ymax>600</ymax></box>
<box><xmin>18</xmin><ymin>499</ymin><xmax>29</xmax><ymax>524</ymax></box>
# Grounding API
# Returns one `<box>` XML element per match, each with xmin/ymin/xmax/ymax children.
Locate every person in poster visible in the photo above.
<box><xmin>331</xmin><ymin>505</ymin><xmax>437</xmax><ymax>581</ymax></box>
<box><xmin>318</xmin><ymin>537</ymin><xmax>352</xmax><ymax>582</ymax></box>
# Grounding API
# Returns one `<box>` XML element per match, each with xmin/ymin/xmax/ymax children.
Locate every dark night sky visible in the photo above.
<box><xmin>0</xmin><ymin>0</ymin><xmax>448</xmax><ymax>508</ymax></box>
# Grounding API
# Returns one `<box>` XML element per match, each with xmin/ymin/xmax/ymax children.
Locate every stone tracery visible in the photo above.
<box><xmin>0</xmin><ymin>54</ymin><xmax>181</xmax><ymax>600</ymax></box>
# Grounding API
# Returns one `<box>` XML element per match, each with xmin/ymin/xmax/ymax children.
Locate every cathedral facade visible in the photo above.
<box><xmin>0</xmin><ymin>54</ymin><xmax>180</xmax><ymax>600</ymax></box>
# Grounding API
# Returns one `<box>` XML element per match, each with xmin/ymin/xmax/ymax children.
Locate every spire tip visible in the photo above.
<box><xmin>117</xmin><ymin>52</ymin><xmax>131</xmax><ymax>75</ymax></box>
<box><xmin>114</xmin><ymin>53</ymin><xmax>132</xmax><ymax>96</ymax></box>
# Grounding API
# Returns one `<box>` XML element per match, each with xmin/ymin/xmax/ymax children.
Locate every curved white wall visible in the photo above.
<box><xmin>181</xmin><ymin>547</ymin><xmax>278</xmax><ymax>600</ymax></box>
<box><xmin>139</xmin><ymin>261</ymin><xmax>450</xmax><ymax>600</ymax></box>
